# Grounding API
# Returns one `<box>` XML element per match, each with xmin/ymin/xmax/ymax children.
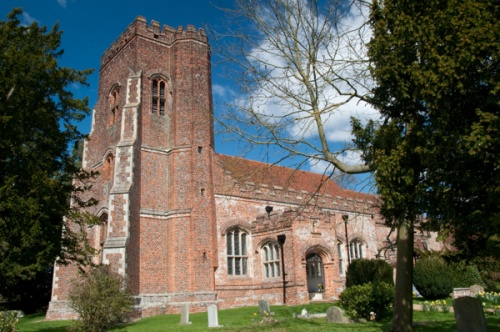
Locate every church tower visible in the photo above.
<box><xmin>48</xmin><ymin>17</ymin><xmax>218</xmax><ymax>318</ymax></box>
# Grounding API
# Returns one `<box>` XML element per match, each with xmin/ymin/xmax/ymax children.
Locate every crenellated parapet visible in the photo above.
<box><xmin>215</xmin><ymin>154</ymin><xmax>382</xmax><ymax>219</ymax></box>
<box><xmin>221</xmin><ymin>177</ymin><xmax>379</xmax><ymax>216</ymax></box>
<box><xmin>101</xmin><ymin>16</ymin><xmax>208</xmax><ymax>68</ymax></box>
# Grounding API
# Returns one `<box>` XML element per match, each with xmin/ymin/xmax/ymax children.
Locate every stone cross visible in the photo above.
<box><xmin>179</xmin><ymin>304</ymin><xmax>192</xmax><ymax>325</ymax></box>
<box><xmin>453</xmin><ymin>296</ymin><xmax>487</xmax><ymax>332</ymax></box>
<box><xmin>208</xmin><ymin>304</ymin><xmax>222</xmax><ymax>328</ymax></box>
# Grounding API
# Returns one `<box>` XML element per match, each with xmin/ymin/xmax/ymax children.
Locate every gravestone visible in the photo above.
<box><xmin>453</xmin><ymin>296</ymin><xmax>487</xmax><ymax>332</ymax></box>
<box><xmin>179</xmin><ymin>304</ymin><xmax>192</xmax><ymax>325</ymax></box>
<box><xmin>208</xmin><ymin>304</ymin><xmax>223</xmax><ymax>328</ymax></box>
<box><xmin>301</xmin><ymin>308</ymin><xmax>309</xmax><ymax>318</ymax></box>
<box><xmin>326</xmin><ymin>306</ymin><xmax>351</xmax><ymax>324</ymax></box>
<box><xmin>453</xmin><ymin>287</ymin><xmax>471</xmax><ymax>299</ymax></box>
<box><xmin>258</xmin><ymin>300</ymin><xmax>274</xmax><ymax>316</ymax></box>
<box><xmin>470</xmin><ymin>284</ymin><xmax>485</xmax><ymax>297</ymax></box>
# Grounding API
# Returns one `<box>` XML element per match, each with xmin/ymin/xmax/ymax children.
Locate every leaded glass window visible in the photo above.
<box><xmin>262</xmin><ymin>242</ymin><xmax>280</xmax><ymax>278</ymax></box>
<box><xmin>226</xmin><ymin>229</ymin><xmax>248</xmax><ymax>276</ymax></box>
<box><xmin>350</xmin><ymin>239</ymin><xmax>364</xmax><ymax>259</ymax></box>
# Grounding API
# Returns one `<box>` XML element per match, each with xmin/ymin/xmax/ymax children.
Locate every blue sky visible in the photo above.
<box><xmin>0</xmin><ymin>0</ymin><xmax>376</xmax><ymax>191</ymax></box>
<box><xmin>0</xmin><ymin>0</ymin><xmax>232</xmax><ymax>140</ymax></box>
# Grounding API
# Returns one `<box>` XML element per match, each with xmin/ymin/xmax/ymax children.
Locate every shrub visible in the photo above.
<box><xmin>69</xmin><ymin>265</ymin><xmax>133</xmax><ymax>332</ymax></box>
<box><xmin>339</xmin><ymin>282</ymin><xmax>394</xmax><ymax>319</ymax></box>
<box><xmin>449</xmin><ymin>261</ymin><xmax>484</xmax><ymax>288</ymax></box>
<box><xmin>345</xmin><ymin>258</ymin><xmax>394</xmax><ymax>288</ymax></box>
<box><xmin>471</xmin><ymin>257</ymin><xmax>500</xmax><ymax>292</ymax></box>
<box><xmin>0</xmin><ymin>311</ymin><xmax>18</xmax><ymax>332</ymax></box>
<box><xmin>413</xmin><ymin>256</ymin><xmax>453</xmax><ymax>300</ymax></box>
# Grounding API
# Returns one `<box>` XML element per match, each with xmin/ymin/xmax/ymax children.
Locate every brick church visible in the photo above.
<box><xmin>46</xmin><ymin>17</ymin><xmax>441</xmax><ymax>319</ymax></box>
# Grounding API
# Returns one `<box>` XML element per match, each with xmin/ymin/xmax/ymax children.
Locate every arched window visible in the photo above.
<box><xmin>350</xmin><ymin>239</ymin><xmax>364</xmax><ymax>259</ymax></box>
<box><xmin>226</xmin><ymin>228</ymin><xmax>248</xmax><ymax>276</ymax></box>
<box><xmin>103</xmin><ymin>154</ymin><xmax>114</xmax><ymax>183</ymax></box>
<box><xmin>306</xmin><ymin>253</ymin><xmax>323</xmax><ymax>278</ymax></box>
<box><xmin>152</xmin><ymin>78</ymin><xmax>167</xmax><ymax>116</ymax></box>
<box><xmin>262</xmin><ymin>242</ymin><xmax>280</xmax><ymax>278</ymax></box>
<box><xmin>108</xmin><ymin>87</ymin><xmax>120</xmax><ymax>126</ymax></box>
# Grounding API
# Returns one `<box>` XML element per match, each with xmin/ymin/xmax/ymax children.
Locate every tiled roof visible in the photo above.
<box><xmin>215</xmin><ymin>154</ymin><xmax>374</xmax><ymax>201</ymax></box>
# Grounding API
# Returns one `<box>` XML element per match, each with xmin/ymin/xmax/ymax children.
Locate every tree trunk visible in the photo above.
<box><xmin>391</xmin><ymin>219</ymin><xmax>414</xmax><ymax>332</ymax></box>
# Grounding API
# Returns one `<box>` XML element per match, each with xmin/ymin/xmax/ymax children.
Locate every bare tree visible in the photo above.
<box><xmin>211</xmin><ymin>0</ymin><xmax>375</xmax><ymax>175</ymax></box>
<box><xmin>210</xmin><ymin>2</ymin><xmax>430</xmax><ymax>331</ymax></box>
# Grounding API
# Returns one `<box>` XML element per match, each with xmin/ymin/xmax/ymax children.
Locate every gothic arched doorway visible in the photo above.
<box><xmin>306</xmin><ymin>253</ymin><xmax>324</xmax><ymax>293</ymax></box>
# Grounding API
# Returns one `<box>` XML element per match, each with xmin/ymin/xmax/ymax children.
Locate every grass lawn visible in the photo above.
<box><xmin>16</xmin><ymin>302</ymin><xmax>500</xmax><ymax>332</ymax></box>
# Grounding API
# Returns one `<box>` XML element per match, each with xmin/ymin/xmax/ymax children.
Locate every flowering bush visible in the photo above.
<box><xmin>421</xmin><ymin>300</ymin><xmax>450</xmax><ymax>313</ymax></box>
<box><xmin>258</xmin><ymin>310</ymin><xmax>277</xmax><ymax>326</ymax></box>
<box><xmin>476</xmin><ymin>291</ymin><xmax>500</xmax><ymax>306</ymax></box>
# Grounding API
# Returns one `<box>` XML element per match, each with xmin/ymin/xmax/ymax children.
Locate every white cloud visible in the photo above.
<box><xmin>308</xmin><ymin>159</ymin><xmax>333</xmax><ymax>175</ymax></box>
<box><xmin>57</xmin><ymin>0</ymin><xmax>67</xmax><ymax>8</ymax></box>
<box><xmin>219</xmin><ymin>0</ymin><xmax>380</xmax><ymax>177</ymax></box>
<box><xmin>323</xmin><ymin>98</ymin><xmax>380</xmax><ymax>142</ymax></box>
<box><xmin>21</xmin><ymin>12</ymin><xmax>38</xmax><ymax>25</ymax></box>
<box><xmin>244</xmin><ymin>0</ymin><xmax>378</xmax><ymax>143</ymax></box>
<box><xmin>212</xmin><ymin>84</ymin><xmax>230</xmax><ymax>99</ymax></box>
<box><xmin>308</xmin><ymin>148</ymin><xmax>364</xmax><ymax>176</ymax></box>
<box><xmin>308</xmin><ymin>156</ymin><xmax>375</xmax><ymax>192</ymax></box>
<box><xmin>338</xmin><ymin>150</ymin><xmax>365</xmax><ymax>167</ymax></box>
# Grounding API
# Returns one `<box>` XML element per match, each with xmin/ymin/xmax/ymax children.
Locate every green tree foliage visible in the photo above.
<box><xmin>413</xmin><ymin>257</ymin><xmax>453</xmax><ymax>300</ymax></box>
<box><xmin>69</xmin><ymin>265</ymin><xmax>133</xmax><ymax>332</ymax></box>
<box><xmin>0</xmin><ymin>9</ymin><xmax>96</xmax><ymax>309</ymax></box>
<box><xmin>353</xmin><ymin>0</ymin><xmax>499</xmax><ymax>330</ymax></box>
<box><xmin>339</xmin><ymin>282</ymin><xmax>394</xmax><ymax>319</ymax></box>
<box><xmin>345</xmin><ymin>258</ymin><xmax>394</xmax><ymax>288</ymax></box>
<box><xmin>469</xmin><ymin>256</ymin><xmax>500</xmax><ymax>291</ymax></box>
<box><xmin>449</xmin><ymin>261</ymin><xmax>484</xmax><ymax>288</ymax></box>
<box><xmin>363</xmin><ymin>0</ymin><xmax>500</xmax><ymax>258</ymax></box>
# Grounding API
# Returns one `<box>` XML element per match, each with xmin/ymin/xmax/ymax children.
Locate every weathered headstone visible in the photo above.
<box><xmin>326</xmin><ymin>306</ymin><xmax>351</xmax><ymax>324</ymax></box>
<box><xmin>258</xmin><ymin>300</ymin><xmax>274</xmax><ymax>316</ymax></box>
<box><xmin>179</xmin><ymin>304</ymin><xmax>192</xmax><ymax>325</ymax></box>
<box><xmin>453</xmin><ymin>296</ymin><xmax>487</xmax><ymax>332</ymax></box>
<box><xmin>208</xmin><ymin>304</ymin><xmax>223</xmax><ymax>328</ymax></box>
<box><xmin>301</xmin><ymin>308</ymin><xmax>309</xmax><ymax>318</ymax></box>
<box><xmin>470</xmin><ymin>284</ymin><xmax>485</xmax><ymax>297</ymax></box>
<box><xmin>453</xmin><ymin>287</ymin><xmax>471</xmax><ymax>299</ymax></box>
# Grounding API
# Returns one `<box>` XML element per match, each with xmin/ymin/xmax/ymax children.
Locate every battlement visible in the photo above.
<box><xmin>101</xmin><ymin>16</ymin><xmax>208</xmax><ymax>68</ymax></box>
<box><xmin>232</xmin><ymin>178</ymin><xmax>377</xmax><ymax>215</ymax></box>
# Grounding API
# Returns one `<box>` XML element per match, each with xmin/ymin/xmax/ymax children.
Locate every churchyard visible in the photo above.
<box><xmin>12</xmin><ymin>301</ymin><xmax>500</xmax><ymax>332</ymax></box>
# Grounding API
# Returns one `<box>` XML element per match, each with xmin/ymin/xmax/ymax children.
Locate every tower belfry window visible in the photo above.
<box><xmin>152</xmin><ymin>79</ymin><xmax>167</xmax><ymax>116</ymax></box>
